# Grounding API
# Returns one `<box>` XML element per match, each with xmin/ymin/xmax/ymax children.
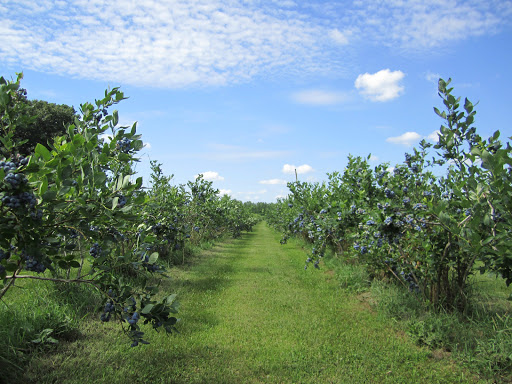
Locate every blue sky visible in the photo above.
<box><xmin>1</xmin><ymin>0</ymin><xmax>511</xmax><ymax>202</ymax></box>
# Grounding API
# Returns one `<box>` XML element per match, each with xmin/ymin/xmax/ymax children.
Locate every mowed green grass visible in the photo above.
<box><xmin>22</xmin><ymin>222</ymin><xmax>483</xmax><ymax>383</ymax></box>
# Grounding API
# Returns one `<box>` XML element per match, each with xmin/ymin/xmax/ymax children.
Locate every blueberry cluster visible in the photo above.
<box><xmin>23</xmin><ymin>253</ymin><xmax>46</xmax><ymax>273</ymax></box>
<box><xmin>401</xmin><ymin>271</ymin><xmax>420</xmax><ymax>293</ymax></box>
<box><xmin>413</xmin><ymin>203</ymin><xmax>426</xmax><ymax>210</ymax></box>
<box><xmin>89</xmin><ymin>242</ymin><xmax>102</xmax><ymax>258</ymax></box>
<box><xmin>4</xmin><ymin>172</ymin><xmax>27</xmax><ymax>188</ymax></box>
<box><xmin>384</xmin><ymin>188</ymin><xmax>395</xmax><ymax>198</ymax></box>
<box><xmin>117</xmin><ymin>195</ymin><xmax>127</xmax><ymax>208</ymax></box>
<box><xmin>93</xmin><ymin>108</ymin><xmax>108</xmax><ymax>124</ymax></box>
<box><xmin>116</xmin><ymin>137</ymin><xmax>132</xmax><ymax>153</ymax></box>
<box><xmin>2</xmin><ymin>191</ymin><xmax>36</xmax><ymax>209</ymax></box>
<box><xmin>304</xmin><ymin>256</ymin><xmax>321</xmax><ymax>270</ymax></box>
<box><xmin>128</xmin><ymin>311</ymin><xmax>140</xmax><ymax>326</ymax></box>
<box><xmin>441</xmin><ymin>191</ymin><xmax>452</xmax><ymax>199</ymax></box>
<box><xmin>141</xmin><ymin>253</ymin><xmax>160</xmax><ymax>272</ymax></box>
<box><xmin>30</xmin><ymin>209</ymin><xmax>43</xmax><ymax>221</ymax></box>
<box><xmin>0</xmin><ymin>160</ymin><xmax>17</xmax><ymax>173</ymax></box>
<box><xmin>100</xmin><ymin>300</ymin><xmax>115</xmax><ymax>322</ymax></box>
<box><xmin>152</xmin><ymin>222</ymin><xmax>165</xmax><ymax>235</ymax></box>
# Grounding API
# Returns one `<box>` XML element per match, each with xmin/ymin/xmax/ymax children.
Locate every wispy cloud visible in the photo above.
<box><xmin>291</xmin><ymin>89</ymin><xmax>352</xmax><ymax>105</ymax></box>
<box><xmin>343</xmin><ymin>0</ymin><xmax>511</xmax><ymax>49</ymax></box>
<box><xmin>259</xmin><ymin>179</ymin><xmax>287</xmax><ymax>185</ymax></box>
<box><xmin>0</xmin><ymin>0</ymin><xmax>346</xmax><ymax>88</ymax></box>
<box><xmin>355</xmin><ymin>69</ymin><xmax>405</xmax><ymax>102</ymax></box>
<box><xmin>1</xmin><ymin>1</ymin><xmax>509</xmax><ymax>88</ymax></box>
<box><xmin>328</xmin><ymin>28</ymin><xmax>351</xmax><ymax>45</ymax></box>
<box><xmin>282</xmin><ymin>164</ymin><xmax>314</xmax><ymax>174</ymax></box>
<box><xmin>425</xmin><ymin>71</ymin><xmax>442</xmax><ymax>83</ymax></box>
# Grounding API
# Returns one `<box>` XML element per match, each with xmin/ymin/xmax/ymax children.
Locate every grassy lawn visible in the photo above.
<box><xmin>12</xmin><ymin>222</ymin><xmax>485</xmax><ymax>383</ymax></box>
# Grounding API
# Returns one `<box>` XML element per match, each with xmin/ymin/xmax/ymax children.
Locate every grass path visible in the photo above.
<box><xmin>26</xmin><ymin>222</ymin><xmax>482</xmax><ymax>383</ymax></box>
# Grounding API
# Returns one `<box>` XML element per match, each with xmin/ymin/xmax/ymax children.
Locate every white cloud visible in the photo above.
<box><xmin>0</xmin><ymin>0</ymin><xmax>349</xmax><ymax>88</ymax></box>
<box><xmin>143</xmin><ymin>142</ymin><xmax>151</xmax><ymax>149</ymax></box>
<box><xmin>282</xmin><ymin>164</ymin><xmax>314</xmax><ymax>174</ymax></box>
<box><xmin>336</xmin><ymin>0</ymin><xmax>511</xmax><ymax>49</ymax></box>
<box><xmin>328</xmin><ymin>28</ymin><xmax>350</xmax><ymax>45</ymax></box>
<box><xmin>218</xmin><ymin>189</ymin><xmax>232</xmax><ymax>196</ymax></box>
<box><xmin>291</xmin><ymin>89</ymin><xmax>351</xmax><ymax>106</ymax></box>
<box><xmin>425</xmin><ymin>71</ymin><xmax>442</xmax><ymax>83</ymax></box>
<box><xmin>355</xmin><ymin>69</ymin><xmax>405</xmax><ymax>102</ymax></box>
<box><xmin>259</xmin><ymin>179</ymin><xmax>287</xmax><ymax>185</ymax></box>
<box><xmin>195</xmin><ymin>171</ymin><xmax>224</xmax><ymax>181</ymax></box>
<box><xmin>386</xmin><ymin>132</ymin><xmax>422</xmax><ymax>146</ymax></box>
<box><xmin>1</xmin><ymin>1</ymin><xmax>508</xmax><ymax>89</ymax></box>
<box><xmin>427</xmin><ymin>130</ymin><xmax>441</xmax><ymax>142</ymax></box>
<box><xmin>369</xmin><ymin>155</ymin><xmax>379</xmax><ymax>162</ymax></box>
<box><xmin>386</xmin><ymin>130</ymin><xmax>442</xmax><ymax>147</ymax></box>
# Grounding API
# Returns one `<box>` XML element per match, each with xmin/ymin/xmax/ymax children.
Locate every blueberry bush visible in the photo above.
<box><xmin>268</xmin><ymin>78</ymin><xmax>511</xmax><ymax>311</ymax></box>
<box><xmin>0</xmin><ymin>73</ymin><xmax>258</xmax><ymax>349</ymax></box>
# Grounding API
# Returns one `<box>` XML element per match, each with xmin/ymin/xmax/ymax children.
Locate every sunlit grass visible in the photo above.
<box><xmin>13</xmin><ymin>222</ymin><xmax>481</xmax><ymax>383</ymax></box>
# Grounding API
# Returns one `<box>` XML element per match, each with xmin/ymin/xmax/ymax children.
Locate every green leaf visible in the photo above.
<box><xmin>148</xmin><ymin>252</ymin><xmax>158</xmax><ymax>264</ymax></box>
<box><xmin>112</xmin><ymin>197</ymin><xmax>119</xmax><ymax>209</ymax></box>
<box><xmin>35</xmin><ymin>143</ymin><xmax>52</xmax><ymax>161</ymax></box>
<box><xmin>122</xmin><ymin>174</ymin><xmax>131</xmax><ymax>188</ymax></box>
<box><xmin>58</xmin><ymin>186</ymin><xmax>71</xmax><ymax>196</ymax></box>
<box><xmin>94</xmin><ymin>172</ymin><xmax>107</xmax><ymax>186</ymax></box>
<box><xmin>112</xmin><ymin>110</ymin><xmax>119</xmax><ymax>126</ymax></box>
<box><xmin>42</xmin><ymin>190</ymin><xmax>57</xmax><ymax>201</ymax></box>
<box><xmin>141</xmin><ymin>304</ymin><xmax>154</xmax><ymax>314</ymax></box>
<box><xmin>116</xmin><ymin>174</ymin><xmax>124</xmax><ymax>190</ymax></box>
